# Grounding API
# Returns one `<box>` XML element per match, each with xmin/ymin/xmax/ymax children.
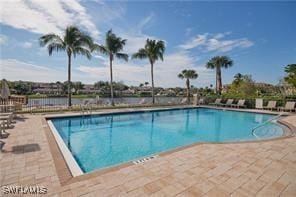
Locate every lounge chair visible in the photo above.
<box><xmin>263</xmin><ymin>101</ymin><xmax>277</xmax><ymax>111</ymax></box>
<box><xmin>0</xmin><ymin>113</ymin><xmax>13</xmax><ymax>129</ymax></box>
<box><xmin>0</xmin><ymin>118</ymin><xmax>10</xmax><ymax>138</ymax></box>
<box><xmin>181</xmin><ymin>98</ymin><xmax>187</xmax><ymax>104</ymax></box>
<box><xmin>255</xmin><ymin>99</ymin><xmax>263</xmax><ymax>109</ymax></box>
<box><xmin>139</xmin><ymin>98</ymin><xmax>146</xmax><ymax>105</ymax></box>
<box><xmin>209</xmin><ymin>98</ymin><xmax>222</xmax><ymax>106</ymax></box>
<box><xmin>231</xmin><ymin>99</ymin><xmax>246</xmax><ymax>108</ymax></box>
<box><xmin>277</xmin><ymin>102</ymin><xmax>295</xmax><ymax>112</ymax></box>
<box><xmin>198</xmin><ymin>98</ymin><xmax>205</xmax><ymax>105</ymax></box>
<box><xmin>220</xmin><ymin>99</ymin><xmax>234</xmax><ymax>107</ymax></box>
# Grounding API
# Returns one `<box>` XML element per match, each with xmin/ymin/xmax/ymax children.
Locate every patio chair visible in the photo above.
<box><xmin>0</xmin><ymin>113</ymin><xmax>13</xmax><ymax>129</ymax></box>
<box><xmin>181</xmin><ymin>98</ymin><xmax>187</xmax><ymax>104</ymax></box>
<box><xmin>277</xmin><ymin>101</ymin><xmax>295</xmax><ymax>112</ymax></box>
<box><xmin>263</xmin><ymin>101</ymin><xmax>277</xmax><ymax>111</ymax></box>
<box><xmin>255</xmin><ymin>99</ymin><xmax>263</xmax><ymax>109</ymax></box>
<box><xmin>198</xmin><ymin>98</ymin><xmax>205</xmax><ymax>105</ymax></box>
<box><xmin>231</xmin><ymin>99</ymin><xmax>246</xmax><ymax>108</ymax></box>
<box><xmin>220</xmin><ymin>99</ymin><xmax>234</xmax><ymax>107</ymax></box>
<box><xmin>209</xmin><ymin>98</ymin><xmax>222</xmax><ymax>106</ymax></box>
<box><xmin>139</xmin><ymin>98</ymin><xmax>146</xmax><ymax>105</ymax></box>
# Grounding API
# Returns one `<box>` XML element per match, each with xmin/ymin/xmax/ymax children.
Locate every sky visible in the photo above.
<box><xmin>0</xmin><ymin>0</ymin><xmax>295</xmax><ymax>88</ymax></box>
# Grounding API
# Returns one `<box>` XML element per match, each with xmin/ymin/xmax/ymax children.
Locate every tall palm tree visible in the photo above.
<box><xmin>132</xmin><ymin>39</ymin><xmax>165</xmax><ymax>104</ymax></box>
<box><xmin>92</xmin><ymin>30</ymin><xmax>128</xmax><ymax>106</ymax></box>
<box><xmin>205</xmin><ymin>56</ymin><xmax>233</xmax><ymax>94</ymax></box>
<box><xmin>39</xmin><ymin>26</ymin><xmax>93</xmax><ymax>106</ymax></box>
<box><xmin>178</xmin><ymin>69</ymin><xmax>198</xmax><ymax>103</ymax></box>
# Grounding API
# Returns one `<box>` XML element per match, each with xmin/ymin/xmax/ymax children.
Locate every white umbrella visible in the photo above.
<box><xmin>1</xmin><ymin>79</ymin><xmax>10</xmax><ymax>100</ymax></box>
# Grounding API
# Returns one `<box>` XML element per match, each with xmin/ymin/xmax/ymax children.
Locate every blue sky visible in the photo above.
<box><xmin>0</xmin><ymin>0</ymin><xmax>295</xmax><ymax>88</ymax></box>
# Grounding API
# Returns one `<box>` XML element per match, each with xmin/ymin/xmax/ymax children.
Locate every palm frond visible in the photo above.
<box><xmin>115</xmin><ymin>52</ymin><xmax>129</xmax><ymax>62</ymax></box>
<box><xmin>73</xmin><ymin>46</ymin><xmax>92</xmax><ymax>59</ymax></box>
<box><xmin>179</xmin><ymin>69</ymin><xmax>198</xmax><ymax>80</ymax></box>
<box><xmin>92</xmin><ymin>43</ymin><xmax>109</xmax><ymax>55</ymax></box>
<box><xmin>220</xmin><ymin>56</ymin><xmax>233</xmax><ymax>68</ymax></box>
<box><xmin>156</xmin><ymin>40</ymin><xmax>165</xmax><ymax>54</ymax></box>
<box><xmin>205</xmin><ymin>60</ymin><xmax>216</xmax><ymax>69</ymax></box>
<box><xmin>178</xmin><ymin>73</ymin><xmax>184</xmax><ymax>79</ymax></box>
<box><xmin>39</xmin><ymin>34</ymin><xmax>64</xmax><ymax>46</ymax></box>
<box><xmin>47</xmin><ymin>43</ymin><xmax>65</xmax><ymax>56</ymax></box>
<box><xmin>132</xmin><ymin>49</ymin><xmax>148</xmax><ymax>59</ymax></box>
<box><xmin>206</xmin><ymin>56</ymin><xmax>233</xmax><ymax>69</ymax></box>
<box><xmin>104</xmin><ymin>29</ymin><xmax>127</xmax><ymax>55</ymax></box>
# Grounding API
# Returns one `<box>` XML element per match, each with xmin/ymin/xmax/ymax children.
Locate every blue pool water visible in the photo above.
<box><xmin>50</xmin><ymin>108</ymin><xmax>284</xmax><ymax>172</ymax></box>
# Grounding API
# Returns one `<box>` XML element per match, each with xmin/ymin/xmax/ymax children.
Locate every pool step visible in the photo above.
<box><xmin>133</xmin><ymin>155</ymin><xmax>159</xmax><ymax>165</ymax></box>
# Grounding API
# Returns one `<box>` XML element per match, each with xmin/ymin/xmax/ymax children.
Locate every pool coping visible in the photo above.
<box><xmin>42</xmin><ymin>105</ymin><xmax>296</xmax><ymax>186</ymax></box>
<box><xmin>47</xmin><ymin>120</ymin><xmax>83</xmax><ymax>176</ymax></box>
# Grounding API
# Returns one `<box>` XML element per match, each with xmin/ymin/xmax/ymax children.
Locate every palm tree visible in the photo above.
<box><xmin>92</xmin><ymin>30</ymin><xmax>128</xmax><ymax>106</ymax></box>
<box><xmin>56</xmin><ymin>81</ymin><xmax>62</xmax><ymax>95</ymax></box>
<box><xmin>178</xmin><ymin>69</ymin><xmax>198</xmax><ymax>103</ymax></box>
<box><xmin>233</xmin><ymin>73</ymin><xmax>243</xmax><ymax>86</ymax></box>
<box><xmin>39</xmin><ymin>26</ymin><xmax>93</xmax><ymax>106</ymax></box>
<box><xmin>132</xmin><ymin>39</ymin><xmax>165</xmax><ymax>104</ymax></box>
<box><xmin>205</xmin><ymin>56</ymin><xmax>233</xmax><ymax>94</ymax></box>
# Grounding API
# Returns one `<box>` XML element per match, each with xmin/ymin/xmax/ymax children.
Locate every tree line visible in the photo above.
<box><xmin>39</xmin><ymin>26</ymin><xmax>295</xmax><ymax>106</ymax></box>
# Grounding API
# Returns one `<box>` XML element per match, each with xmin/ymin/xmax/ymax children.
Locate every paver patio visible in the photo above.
<box><xmin>0</xmin><ymin>109</ymin><xmax>296</xmax><ymax>196</ymax></box>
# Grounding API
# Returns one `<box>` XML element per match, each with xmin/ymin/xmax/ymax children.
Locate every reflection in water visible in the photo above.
<box><xmin>109</xmin><ymin>116</ymin><xmax>114</xmax><ymax>152</ymax></box>
<box><xmin>185</xmin><ymin>110</ymin><xmax>189</xmax><ymax>132</ymax></box>
<box><xmin>67</xmin><ymin>120</ymin><xmax>72</xmax><ymax>152</ymax></box>
<box><xmin>255</xmin><ymin>114</ymin><xmax>264</xmax><ymax>123</ymax></box>
<box><xmin>150</xmin><ymin>113</ymin><xmax>155</xmax><ymax>148</ymax></box>
<box><xmin>214</xmin><ymin>112</ymin><xmax>222</xmax><ymax>141</ymax></box>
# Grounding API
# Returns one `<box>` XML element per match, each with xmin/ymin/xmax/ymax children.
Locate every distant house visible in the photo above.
<box><xmin>157</xmin><ymin>89</ymin><xmax>176</xmax><ymax>96</ymax></box>
<box><xmin>80</xmin><ymin>84</ymin><xmax>100</xmax><ymax>94</ymax></box>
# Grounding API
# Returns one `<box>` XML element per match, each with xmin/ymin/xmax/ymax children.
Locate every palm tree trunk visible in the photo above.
<box><xmin>216</xmin><ymin>66</ymin><xmax>222</xmax><ymax>94</ymax></box>
<box><xmin>186</xmin><ymin>78</ymin><xmax>190</xmax><ymax>103</ymax></box>
<box><xmin>67</xmin><ymin>52</ymin><xmax>72</xmax><ymax>107</ymax></box>
<box><xmin>150</xmin><ymin>62</ymin><xmax>155</xmax><ymax>104</ymax></box>
<box><xmin>109</xmin><ymin>55</ymin><xmax>114</xmax><ymax>106</ymax></box>
<box><xmin>215</xmin><ymin>69</ymin><xmax>218</xmax><ymax>94</ymax></box>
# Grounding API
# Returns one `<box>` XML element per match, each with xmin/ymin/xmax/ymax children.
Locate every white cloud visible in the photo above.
<box><xmin>0</xmin><ymin>0</ymin><xmax>99</xmax><ymax>38</ymax></box>
<box><xmin>180</xmin><ymin>34</ymin><xmax>208</xmax><ymax>50</ymax></box>
<box><xmin>0</xmin><ymin>34</ymin><xmax>8</xmax><ymax>45</ymax></box>
<box><xmin>122</xmin><ymin>34</ymin><xmax>158</xmax><ymax>54</ymax></box>
<box><xmin>77</xmin><ymin>52</ymin><xmax>214</xmax><ymax>87</ymax></box>
<box><xmin>0</xmin><ymin>58</ymin><xmax>102</xmax><ymax>83</ymax></box>
<box><xmin>20</xmin><ymin>41</ymin><xmax>33</xmax><ymax>49</ymax></box>
<box><xmin>137</xmin><ymin>12</ymin><xmax>155</xmax><ymax>31</ymax></box>
<box><xmin>93</xmin><ymin>54</ymin><xmax>107</xmax><ymax>61</ymax></box>
<box><xmin>179</xmin><ymin>33</ymin><xmax>254</xmax><ymax>52</ymax></box>
<box><xmin>1</xmin><ymin>59</ymin><xmax>66</xmax><ymax>82</ymax></box>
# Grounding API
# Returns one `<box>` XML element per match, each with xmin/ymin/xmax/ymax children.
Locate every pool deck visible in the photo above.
<box><xmin>1</xmin><ymin>106</ymin><xmax>296</xmax><ymax>196</ymax></box>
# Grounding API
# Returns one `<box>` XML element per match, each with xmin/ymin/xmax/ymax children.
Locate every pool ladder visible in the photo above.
<box><xmin>80</xmin><ymin>104</ymin><xmax>92</xmax><ymax>115</ymax></box>
<box><xmin>251</xmin><ymin>113</ymin><xmax>284</xmax><ymax>138</ymax></box>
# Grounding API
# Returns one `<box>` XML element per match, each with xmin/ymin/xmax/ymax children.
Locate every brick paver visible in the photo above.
<box><xmin>0</xmin><ymin>110</ymin><xmax>296</xmax><ymax>196</ymax></box>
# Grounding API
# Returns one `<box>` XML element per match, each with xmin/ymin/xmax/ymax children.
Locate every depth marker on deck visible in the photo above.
<box><xmin>133</xmin><ymin>155</ymin><xmax>159</xmax><ymax>164</ymax></box>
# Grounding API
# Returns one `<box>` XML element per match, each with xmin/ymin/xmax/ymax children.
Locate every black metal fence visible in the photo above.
<box><xmin>15</xmin><ymin>97</ymin><xmax>187</xmax><ymax>113</ymax></box>
<box><xmin>1</xmin><ymin>96</ymin><xmax>296</xmax><ymax>113</ymax></box>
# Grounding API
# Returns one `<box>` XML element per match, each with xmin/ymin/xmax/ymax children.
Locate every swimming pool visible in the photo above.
<box><xmin>48</xmin><ymin>107</ymin><xmax>284</xmax><ymax>174</ymax></box>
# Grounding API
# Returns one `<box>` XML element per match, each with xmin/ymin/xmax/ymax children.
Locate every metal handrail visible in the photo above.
<box><xmin>252</xmin><ymin>113</ymin><xmax>284</xmax><ymax>138</ymax></box>
<box><xmin>80</xmin><ymin>103</ymin><xmax>92</xmax><ymax>116</ymax></box>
